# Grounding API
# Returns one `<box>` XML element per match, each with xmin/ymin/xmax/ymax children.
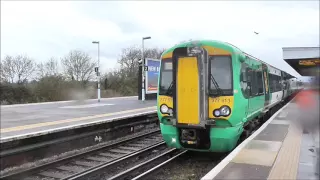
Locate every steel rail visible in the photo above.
<box><xmin>107</xmin><ymin>149</ymin><xmax>187</xmax><ymax>180</ymax></box>
<box><xmin>1</xmin><ymin>129</ymin><xmax>161</xmax><ymax>179</ymax></box>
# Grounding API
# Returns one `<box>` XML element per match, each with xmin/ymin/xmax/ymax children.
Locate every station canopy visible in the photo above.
<box><xmin>282</xmin><ymin>47</ymin><xmax>320</xmax><ymax>76</ymax></box>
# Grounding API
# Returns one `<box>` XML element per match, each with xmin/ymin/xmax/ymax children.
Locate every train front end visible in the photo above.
<box><xmin>157</xmin><ymin>41</ymin><xmax>243</xmax><ymax>152</ymax></box>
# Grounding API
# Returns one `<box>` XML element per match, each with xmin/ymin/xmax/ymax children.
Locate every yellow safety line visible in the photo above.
<box><xmin>1</xmin><ymin>106</ymin><xmax>157</xmax><ymax>133</ymax></box>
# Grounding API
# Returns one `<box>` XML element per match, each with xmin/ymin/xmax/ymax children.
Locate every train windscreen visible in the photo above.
<box><xmin>159</xmin><ymin>59</ymin><xmax>173</xmax><ymax>95</ymax></box>
<box><xmin>209</xmin><ymin>56</ymin><xmax>233</xmax><ymax>95</ymax></box>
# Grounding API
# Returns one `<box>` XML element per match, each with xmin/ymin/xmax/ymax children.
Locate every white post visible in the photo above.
<box><xmin>141</xmin><ymin>36</ymin><xmax>151</xmax><ymax>102</ymax></box>
<box><xmin>97</xmin><ymin>42</ymin><xmax>101</xmax><ymax>103</ymax></box>
<box><xmin>142</xmin><ymin>39</ymin><xmax>145</xmax><ymax>102</ymax></box>
<box><xmin>93</xmin><ymin>41</ymin><xmax>101</xmax><ymax>103</ymax></box>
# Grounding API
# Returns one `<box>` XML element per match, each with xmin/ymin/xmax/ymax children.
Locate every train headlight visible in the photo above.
<box><xmin>160</xmin><ymin>104</ymin><xmax>169</xmax><ymax>114</ymax></box>
<box><xmin>213</xmin><ymin>106</ymin><xmax>231</xmax><ymax>117</ymax></box>
<box><xmin>220</xmin><ymin>106</ymin><xmax>231</xmax><ymax>116</ymax></box>
<box><xmin>213</xmin><ymin>109</ymin><xmax>221</xmax><ymax>117</ymax></box>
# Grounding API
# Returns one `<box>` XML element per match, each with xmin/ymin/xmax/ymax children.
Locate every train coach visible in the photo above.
<box><xmin>156</xmin><ymin>40</ymin><xmax>302</xmax><ymax>152</ymax></box>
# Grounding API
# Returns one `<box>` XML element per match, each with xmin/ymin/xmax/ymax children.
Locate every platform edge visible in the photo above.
<box><xmin>201</xmin><ymin>98</ymin><xmax>295</xmax><ymax>180</ymax></box>
<box><xmin>0</xmin><ymin>109</ymin><xmax>157</xmax><ymax>143</ymax></box>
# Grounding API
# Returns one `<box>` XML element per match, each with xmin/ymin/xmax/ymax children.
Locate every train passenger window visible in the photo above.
<box><xmin>269</xmin><ymin>74</ymin><xmax>282</xmax><ymax>93</ymax></box>
<box><xmin>159</xmin><ymin>59</ymin><xmax>173</xmax><ymax>95</ymax></box>
<box><xmin>274</xmin><ymin>75</ymin><xmax>278</xmax><ymax>92</ymax></box>
<box><xmin>251</xmin><ymin>69</ymin><xmax>259</xmax><ymax>96</ymax></box>
<box><xmin>276</xmin><ymin>76</ymin><xmax>282</xmax><ymax>91</ymax></box>
<box><xmin>273</xmin><ymin>74</ymin><xmax>281</xmax><ymax>92</ymax></box>
<box><xmin>256</xmin><ymin>71</ymin><xmax>264</xmax><ymax>95</ymax></box>
<box><xmin>209</xmin><ymin>56</ymin><xmax>233</xmax><ymax>95</ymax></box>
<box><xmin>269</xmin><ymin>74</ymin><xmax>273</xmax><ymax>93</ymax></box>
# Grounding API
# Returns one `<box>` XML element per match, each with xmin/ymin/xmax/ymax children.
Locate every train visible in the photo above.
<box><xmin>156</xmin><ymin>40</ymin><xmax>303</xmax><ymax>152</ymax></box>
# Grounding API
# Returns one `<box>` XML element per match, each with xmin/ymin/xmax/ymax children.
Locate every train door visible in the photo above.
<box><xmin>250</xmin><ymin>65</ymin><xmax>265</xmax><ymax>114</ymax></box>
<box><xmin>281</xmin><ymin>72</ymin><xmax>287</xmax><ymax>100</ymax></box>
<box><xmin>176</xmin><ymin>56</ymin><xmax>200</xmax><ymax>125</ymax></box>
<box><xmin>262</xmin><ymin>64</ymin><xmax>270</xmax><ymax>107</ymax></box>
<box><xmin>172</xmin><ymin>46</ymin><xmax>208</xmax><ymax>127</ymax></box>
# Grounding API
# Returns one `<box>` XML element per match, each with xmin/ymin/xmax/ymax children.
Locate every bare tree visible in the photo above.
<box><xmin>118</xmin><ymin>45</ymin><xmax>165</xmax><ymax>76</ymax></box>
<box><xmin>114</xmin><ymin>45</ymin><xmax>165</xmax><ymax>95</ymax></box>
<box><xmin>1</xmin><ymin>55</ymin><xmax>36</xmax><ymax>84</ymax></box>
<box><xmin>14</xmin><ymin>55</ymin><xmax>36</xmax><ymax>84</ymax></box>
<box><xmin>0</xmin><ymin>62</ymin><xmax>4</xmax><ymax>83</ymax></box>
<box><xmin>61</xmin><ymin>50</ymin><xmax>95</xmax><ymax>86</ymax></box>
<box><xmin>144</xmin><ymin>47</ymin><xmax>166</xmax><ymax>59</ymax></box>
<box><xmin>1</xmin><ymin>55</ymin><xmax>15</xmax><ymax>83</ymax></box>
<box><xmin>118</xmin><ymin>45</ymin><xmax>140</xmax><ymax>77</ymax></box>
<box><xmin>37</xmin><ymin>57</ymin><xmax>59</xmax><ymax>79</ymax></box>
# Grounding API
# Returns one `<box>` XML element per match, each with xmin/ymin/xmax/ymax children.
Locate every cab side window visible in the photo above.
<box><xmin>248</xmin><ymin>67</ymin><xmax>264</xmax><ymax>96</ymax></box>
<box><xmin>240</xmin><ymin>62</ymin><xmax>250</xmax><ymax>99</ymax></box>
<box><xmin>240</xmin><ymin>62</ymin><xmax>265</xmax><ymax>98</ymax></box>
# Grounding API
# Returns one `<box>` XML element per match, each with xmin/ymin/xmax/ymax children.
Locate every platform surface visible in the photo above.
<box><xmin>0</xmin><ymin>96</ymin><xmax>157</xmax><ymax>140</ymax></box>
<box><xmin>202</xmin><ymin>92</ymin><xmax>319</xmax><ymax>180</ymax></box>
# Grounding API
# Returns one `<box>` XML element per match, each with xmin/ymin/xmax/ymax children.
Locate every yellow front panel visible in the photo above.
<box><xmin>158</xmin><ymin>95</ymin><xmax>173</xmax><ymax>117</ymax></box>
<box><xmin>162</xmin><ymin>52</ymin><xmax>173</xmax><ymax>59</ymax></box>
<box><xmin>177</xmin><ymin>57</ymin><xmax>199</xmax><ymax>124</ymax></box>
<box><xmin>208</xmin><ymin>96</ymin><xmax>234</xmax><ymax>119</ymax></box>
<box><xmin>202</xmin><ymin>46</ymin><xmax>231</xmax><ymax>56</ymax></box>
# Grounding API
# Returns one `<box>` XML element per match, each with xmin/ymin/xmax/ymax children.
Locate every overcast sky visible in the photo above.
<box><xmin>1</xmin><ymin>1</ymin><xmax>319</xmax><ymax>78</ymax></box>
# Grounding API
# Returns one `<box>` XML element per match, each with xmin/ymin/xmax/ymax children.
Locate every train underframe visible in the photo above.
<box><xmin>160</xmin><ymin>91</ymin><xmax>299</xmax><ymax>152</ymax></box>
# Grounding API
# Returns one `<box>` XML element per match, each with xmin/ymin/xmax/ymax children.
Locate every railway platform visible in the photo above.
<box><xmin>0</xmin><ymin>96</ymin><xmax>157</xmax><ymax>141</ymax></box>
<box><xmin>202</xmin><ymin>90</ymin><xmax>319</xmax><ymax>180</ymax></box>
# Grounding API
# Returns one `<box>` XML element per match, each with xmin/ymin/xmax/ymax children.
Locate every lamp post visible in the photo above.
<box><xmin>92</xmin><ymin>41</ymin><xmax>101</xmax><ymax>102</ymax></box>
<box><xmin>141</xmin><ymin>36</ymin><xmax>151</xmax><ymax>102</ymax></box>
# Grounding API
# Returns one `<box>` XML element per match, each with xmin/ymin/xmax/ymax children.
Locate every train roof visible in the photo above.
<box><xmin>162</xmin><ymin>39</ymin><xmax>296</xmax><ymax>78</ymax></box>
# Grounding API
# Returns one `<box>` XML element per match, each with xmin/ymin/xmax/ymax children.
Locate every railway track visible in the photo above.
<box><xmin>1</xmin><ymin>130</ymin><xmax>165</xmax><ymax>180</ymax></box>
<box><xmin>107</xmin><ymin>149</ymin><xmax>187</xmax><ymax>180</ymax></box>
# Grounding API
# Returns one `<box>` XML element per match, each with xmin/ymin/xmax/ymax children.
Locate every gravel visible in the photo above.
<box><xmin>23</xmin><ymin>176</ymin><xmax>55</xmax><ymax>180</ymax></box>
<box><xmin>150</xmin><ymin>151</ymin><xmax>228</xmax><ymax>180</ymax></box>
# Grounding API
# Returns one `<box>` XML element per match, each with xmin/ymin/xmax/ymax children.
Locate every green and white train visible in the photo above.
<box><xmin>157</xmin><ymin>40</ymin><xmax>302</xmax><ymax>152</ymax></box>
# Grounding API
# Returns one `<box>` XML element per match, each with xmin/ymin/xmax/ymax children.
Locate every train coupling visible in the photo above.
<box><xmin>180</xmin><ymin>129</ymin><xmax>197</xmax><ymax>144</ymax></box>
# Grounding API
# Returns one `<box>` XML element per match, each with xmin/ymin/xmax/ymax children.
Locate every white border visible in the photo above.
<box><xmin>201</xmin><ymin>97</ymin><xmax>295</xmax><ymax>180</ymax></box>
<box><xmin>0</xmin><ymin>109</ymin><xmax>157</xmax><ymax>143</ymax></box>
<box><xmin>0</xmin><ymin>96</ymin><xmax>137</xmax><ymax>108</ymax></box>
<box><xmin>145</xmin><ymin>58</ymin><xmax>160</xmax><ymax>94</ymax></box>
